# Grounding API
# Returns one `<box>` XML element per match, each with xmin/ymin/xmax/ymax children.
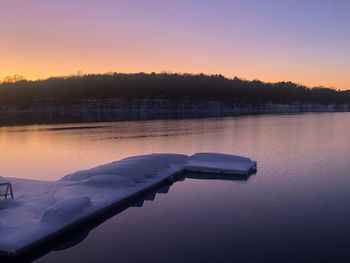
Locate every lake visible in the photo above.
<box><xmin>1</xmin><ymin>113</ymin><xmax>350</xmax><ymax>262</ymax></box>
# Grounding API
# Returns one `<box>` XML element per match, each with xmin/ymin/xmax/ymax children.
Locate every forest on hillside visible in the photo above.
<box><xmin>0</xmin><ymin>73</ymin><xmax>349</xmax><ymax>108</ymax></box>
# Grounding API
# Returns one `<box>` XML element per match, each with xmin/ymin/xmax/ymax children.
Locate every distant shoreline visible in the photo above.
<box><xmin>0</xmin><ymin>99</ymin><xmax>349</xmax><ymax>126</ymax></box>
<box><xmin>1</xmin><ymin>73</ymin><xmax>350</xmax><ymax>109</ymax></box>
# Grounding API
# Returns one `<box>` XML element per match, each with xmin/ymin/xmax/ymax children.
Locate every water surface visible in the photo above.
<box><xmin>1</xmin><ymin>113</ymin><xmax>350</xmax><ymax>262</ymax></box>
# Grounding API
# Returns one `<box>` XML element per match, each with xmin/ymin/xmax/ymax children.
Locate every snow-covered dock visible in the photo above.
<box><xmin>0</xmin><ymin>153</ymin><xmax>256</xmax><ymax>255</ymax></box>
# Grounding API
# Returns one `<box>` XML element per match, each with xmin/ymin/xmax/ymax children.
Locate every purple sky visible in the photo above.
<box><xmin>1</xmin><ymin>0</ymin><xmax>349</xmax><ymax>89</ymax></box>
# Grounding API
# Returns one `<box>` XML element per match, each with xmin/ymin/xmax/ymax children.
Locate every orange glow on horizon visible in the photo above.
<box><xmin>1</xmin><ymin>1</ymin><xmax>349</xmax><ymax>90</ymax></box>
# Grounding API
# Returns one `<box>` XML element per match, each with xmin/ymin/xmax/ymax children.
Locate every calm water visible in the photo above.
<box><xmin>2</xmin><ymin>113</ymin><xmax>350</xmax><ymax>262</ymax></box>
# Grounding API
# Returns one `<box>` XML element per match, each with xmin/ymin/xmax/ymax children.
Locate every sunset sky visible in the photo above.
<box><xmin>1</xmin><ymin>0</ymin><xmax>349</xmax><ymax>89</ymax></box>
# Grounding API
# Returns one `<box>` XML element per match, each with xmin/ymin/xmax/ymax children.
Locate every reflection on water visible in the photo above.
<box><xmin>1</xmin><ymin>116</ymin><xmax>260</xmax><ymax>180</ymax></box>
<box><xmin>2</xmin><ymin>112</ymin><xmax>350</xmax><ymax>182</ymax></box>
<box><xmin>0</xmin><ymin>111</ymin><xmax>233</xmax><ymax>127</ymax></box>
<box><xmin>2</xmin><ymin>113</ymin><xmax>350</xmax><ymax>262</ymax></box>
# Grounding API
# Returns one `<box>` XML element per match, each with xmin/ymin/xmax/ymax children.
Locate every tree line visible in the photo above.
<box><xmin>0</xmin><ymin>72</ymin><xmax>349</xmax><ymax>107</ymax></box>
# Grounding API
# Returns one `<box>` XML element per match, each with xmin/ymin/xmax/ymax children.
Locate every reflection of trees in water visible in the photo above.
<box><xmin>0</xmin><ymin>110</ymin><xmax>236</xmax><ymax>127</ymax></box>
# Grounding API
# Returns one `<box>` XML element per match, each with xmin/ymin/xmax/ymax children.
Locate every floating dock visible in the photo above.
<box><xmin>0</xmin><ymin>153</ymin><xmax>257</xmax><ymax>256</ymax></box>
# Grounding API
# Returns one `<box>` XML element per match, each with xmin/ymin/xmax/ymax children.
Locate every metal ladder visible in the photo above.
<box><xmin>0</xmin><ymin>183</ymin><xmax>14</xmax><ymax>200</ymax></box>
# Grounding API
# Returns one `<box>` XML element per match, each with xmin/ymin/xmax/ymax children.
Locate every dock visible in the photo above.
<box><xmin>0</xmin><ymin>152</ymin><xmax>257</xmax><ymax>257</ymax></box>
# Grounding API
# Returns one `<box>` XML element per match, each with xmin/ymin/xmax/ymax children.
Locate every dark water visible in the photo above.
<box><xmin>2</xmin><ymin>113</ymin><xmax>350</xmax><ymax>262</ymax></box>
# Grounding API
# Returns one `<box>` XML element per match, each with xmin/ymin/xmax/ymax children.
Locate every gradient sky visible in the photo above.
<box><xmin>1</xmin><ymin>0</ymin><xmax>349</xmax><ymax>89</ymax></box>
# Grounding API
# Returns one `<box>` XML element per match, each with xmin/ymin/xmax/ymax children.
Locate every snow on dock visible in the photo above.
<box><xmin>0</xmin><ymin>153</ymin><xmax>256</xmax><ymax>255</ymax></box>
<box><xmin>185</xmin><ymin>153</ymin><xmax>257</xmax><ymax>175</ymax></box>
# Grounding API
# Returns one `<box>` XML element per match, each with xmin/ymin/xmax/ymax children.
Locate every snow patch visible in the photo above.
<box><xmin>41</xmin><ymin>197</ymin><xmax>91</xmax><ymax>224</ymax></box>
<box><xmin>86</xmin><ymin>175</ymin><xmax>135</xmax><ymax>186</ymax></box>
<box><xmin>62</xmin><ymin>164</ymin><xmax>147</xmax><ymax>183</ymax></box>
<box><xmin>122</xmin><ymin>154</ymin><xmax>171</xmax><ymax>170</ymax></box>
<box><xmin>118</xmin><ymin>160</ymin><xmax>157</xmax><ymax>178</ymax></box>
<box><xmin>185</xmin><ymin>153</ymin><xmax>257</xmax><ymax>174</ymax></box>
<box><xmin>0</xmin><ymin>199</ymin><xmax>22</xmax><ymax>210</ymax></box>
<box><xmin>151</xmin><ymin>153</ymin><xmax>189</xmax><ymax>164</ymax></box>
<box><xmin>190</xmin><ymin>152</ymin><xmax>252</xmax><ymax>163</ymax></box>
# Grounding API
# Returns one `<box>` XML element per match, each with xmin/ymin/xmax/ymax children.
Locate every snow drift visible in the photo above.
<box><xmin>0</xmin><ymin>153</ymin><xmax>256</xmax><ymax>254</ymax></box>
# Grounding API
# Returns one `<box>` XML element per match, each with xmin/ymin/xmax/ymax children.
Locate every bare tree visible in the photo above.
<box><xmin>3</xmin><ymin>74</ymin><xmax>26</xmax><ymax>83</ymax></box>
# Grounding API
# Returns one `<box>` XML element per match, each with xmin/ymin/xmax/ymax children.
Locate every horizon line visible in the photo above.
<box><xmin>0</xmin><ymin>71</ymin><xmax>344</xmax><ymax>91</ymax></box>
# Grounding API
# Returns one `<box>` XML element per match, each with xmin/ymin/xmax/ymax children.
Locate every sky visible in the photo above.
<box><xmin>1</xmin><ymin>0</ymin><xmax>349</xmax><ymax>89</ymax></box>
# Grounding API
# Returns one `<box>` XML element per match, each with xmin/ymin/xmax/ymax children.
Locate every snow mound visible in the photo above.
<box><xmin>150</xmin><ymin>153</ymin><xmax>189</xmax><ymax>164</ymax></box>
<box><xmin>185</xmin><ymin>153</ymin><xmax>257</xmax><ymax>175</ymax></box>
<box><xmin>62</xmin><ymin>164</ymin><xmax>147</xmax><ymax>183</ymax></box>
<box><xmin>190</xmin><ymin>152</ymin><xmax>252</xmax><ymax>163</ymax></box>
<box><xmin>62</xmin><ymin>154</ymin><xmax>178</xmax><ymax>182</ymax></box>
<box><xmin>41</xmin><ymin>197</ymin><xmax>91</xmax><ymax>224</ymax></box>
<box><xmin>122</xmin><ymin>154</ymin><xmax>171</xmax><ymax>170</ymax></box>
<box><xmin>118</xmin><ymin>160</ymin><xmax>157</xmax><ymax>178</ymax></box>
<box><xmin>86</xmin><ymin>175</ymin><xmax>135</xmax><ymax>186</ymax></box>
